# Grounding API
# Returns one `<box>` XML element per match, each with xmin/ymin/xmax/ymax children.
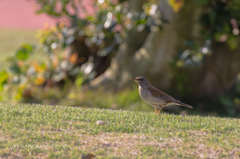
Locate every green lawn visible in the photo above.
<box><xmin>0</xmin><ymin>103</ymin><xmax>240</xmax><ymax>158</ymax></box>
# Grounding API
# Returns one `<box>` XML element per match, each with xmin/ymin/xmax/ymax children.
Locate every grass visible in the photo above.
<box><xmin>34</xmin><ymin>86</ymin><xmax>153</xmax><ymax>112</ymax></box>
<box><xmin>0</xmin><ymin>27</ymin><xmax>240</xmax><ymax>158</ymax></box>
<box><xmin>29</xmin><ymin>86</ymin><xmax>196</xmax><ymax>115</ymax></box>
<box><xmin>0</xmin><ymin>103</ymin><xmax>240</xmax><ymax>158</ymax></box>
<box><xmin>0</xmin><ymin>28</ymin><xmax>45</xmax><ymax>68</ymax></box>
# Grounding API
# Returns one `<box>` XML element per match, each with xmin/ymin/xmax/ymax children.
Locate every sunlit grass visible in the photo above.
<box><xmin>0</xmin><ymin>103</ymin><xmax>240</xmax><ymax>158</ymax></box>
<box><xmin>0</xmin><ymin>28</ymin><xmax>46</xmax><ymax>68</ymax></box>
<box><xmin>60</xmin><ymin>87</ymin><xmax>152</xmax><ymax>112</ymax></box>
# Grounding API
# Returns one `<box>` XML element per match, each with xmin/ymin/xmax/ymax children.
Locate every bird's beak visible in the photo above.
<box><xmin>130</xmin><ymin>78</ymin><xmax>136</xmax><ymax>81</ymax></box>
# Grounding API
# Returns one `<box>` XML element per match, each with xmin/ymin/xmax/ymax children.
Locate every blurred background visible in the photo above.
<box><xmin>0</xmin><ymin>0</ymin><xmax>240</xmax><ymax>117</ymax></box>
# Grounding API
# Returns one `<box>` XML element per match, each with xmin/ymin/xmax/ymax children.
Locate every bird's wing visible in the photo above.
<box><xmin>148</xmin><ymin>86</ymin><xmax>194</xmax><ymax>108</ymax></box>
<box><xmin>148</xmin><ymin>86</ymin><xmax>179</xmax><ymax>103</ymax></box>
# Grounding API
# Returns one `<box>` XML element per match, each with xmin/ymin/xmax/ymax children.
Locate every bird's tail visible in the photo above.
<box><xmin>175</xmin><ymin>101</ymin><xmax>193</xmax><ymax>109</ymax></box>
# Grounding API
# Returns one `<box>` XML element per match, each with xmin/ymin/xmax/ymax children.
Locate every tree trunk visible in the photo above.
<box><xmin>195</xmin><ymin>41</ymin><xmax>240</xmax><ymax>98</ymax></box>
<box><xmin>90</xmin><ymin>0</ymin><xmax>240</xmax><ymax>105</ymax></box>
<box><xmin>90</xmin><ymin>0</ymin><xmax>202</xmax><ymax>90</ymax></box>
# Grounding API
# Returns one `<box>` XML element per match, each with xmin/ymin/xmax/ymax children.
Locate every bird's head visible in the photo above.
<box><xmin>131</xmin><ymin>76</ymin><xmax>150</xmax><ymax>88</ymax></box>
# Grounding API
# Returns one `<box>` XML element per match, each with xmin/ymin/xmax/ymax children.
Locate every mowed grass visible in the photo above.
<box><xmin>0</xmin><ymin>103</ymin><xmax>240</xmax><ymax>158</ymax></box>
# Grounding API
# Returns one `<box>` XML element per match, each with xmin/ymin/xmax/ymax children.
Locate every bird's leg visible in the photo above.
<box><xmin>154</xmin><ymin>108</ymin><xmax>158</xmax><ymax>114</ymax></box>
<box><xmin>157</xmin><ymin>109</ymin><xmax>162</xmax><ymax>115</ymax></box>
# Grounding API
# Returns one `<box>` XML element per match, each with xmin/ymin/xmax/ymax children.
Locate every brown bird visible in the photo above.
<box><xmin>131</xmin><ymin>76</ymin><xmax>193</xmax><ymax>114</ymax></box>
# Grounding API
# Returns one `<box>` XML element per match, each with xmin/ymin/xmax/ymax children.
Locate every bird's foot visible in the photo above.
<box><xmin>154</xmin><ymin>109</ymin><xmax>158</xmax><ymax>114</ymax></box>
<box><xmin>157</xmin><ymin>109</ymin><xmax>162</xmax><ymax>115</ymax></box>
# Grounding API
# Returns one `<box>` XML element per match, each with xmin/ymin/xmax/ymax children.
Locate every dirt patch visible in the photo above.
<box><xmin>73</xmin><ymin>131</ymin><xmax>240</xmax><ymax>158</ymax></box>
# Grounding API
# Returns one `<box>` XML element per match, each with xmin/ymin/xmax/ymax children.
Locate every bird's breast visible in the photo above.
<box><xmin>139</xmin><ymin>86</ymin><xmax>166</xmax><ymax>106</ymax></box>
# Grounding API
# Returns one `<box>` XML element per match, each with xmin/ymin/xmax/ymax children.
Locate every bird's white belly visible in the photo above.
<box><xmin>139</xmin><ymin>86</ymin><xmax>166</xmax><ymax>106</ymax></box>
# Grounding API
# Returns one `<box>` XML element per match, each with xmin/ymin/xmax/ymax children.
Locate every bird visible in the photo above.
<box><xmin>131</xmin><ymin>76</ymin><xmax>193</xmax><ymax>114</ymax></box>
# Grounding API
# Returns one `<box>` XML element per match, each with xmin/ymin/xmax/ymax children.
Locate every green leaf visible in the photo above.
<box><xmin>15</xmin><ymin>44</ymin><xmax>34</xmax><ymax>60</ymax></box>
<box><xmin>0</xmin><ymin>70</ymin><xmax>8</xmax><ymax>83</ymax></box>
<box><xmin>14</xmin><ymin>87</ymin><xmax>23</xmax><ymax>100</ymax></box>
<box><xmin>74</xmin><ymin>72</ymin><xmax>84</xmax><ymax>87</ymax></box>
<box><xmin>86</xmin><ymin>16</ymin><xmax>94</xmax><ymax>21</ymax></box>
<box><xmin>226</xmin><ymin>35</ymin><xmax>238</xmax><ymax>50</ymax></box>
<box><xmin>9</xmin><ymin>65</ymin><xmax>21</xmax><ymax>74</ymax></box>
<box><xmin>136</xmin><ymin>19</ymin><xmax>146</xmax><ymax>25</ymax></box>
<box><xmin>0</xmin><ymin>84</ymin><xmax>3</xmax><ymax>91</ymax></box>
<box><xmin>116</xmin><ymin>13</ymin><xmax>122</xmax><ymax>23</ymax></box>
<box><xmin>16</xmin><ymin>49</ymin><xmax>29</xmax><ymax>60</ymax></box>
<box><xmin>0</xmin><ymin>71</ymin><xmax>8</xmax><ymax>91</ymax></box>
